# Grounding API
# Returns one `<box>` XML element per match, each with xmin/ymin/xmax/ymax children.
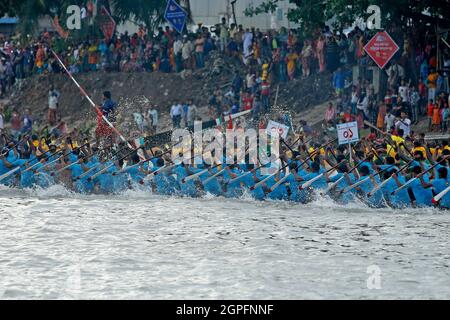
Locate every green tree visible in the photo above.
<box><xmin>110</xmin><ymin>0</ymin><xmax>193</xmax><ymax>34</ymax></box>
<box><xmin>244</xmin><ymin>0</ymin><xmax>450</xmax><ymax>34</ymax></box>
<box><xmin>109</xmin><ymin>0</ymin><xmax>166</xmax><ymax>34</ymax></box>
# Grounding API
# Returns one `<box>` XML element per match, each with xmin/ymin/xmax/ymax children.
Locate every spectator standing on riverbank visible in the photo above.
<box><xmin>10</xmin><ymin>109</ymin><xmax>21</xmax><ymax>138</ymax></box>
<box><xmin>170</xmin><ymin>102</ymin><xmax>182</xmax><ymax>128</ymax></box>
<box><xmin>48</xmin><ymin>85</ymin><xmax>60</xmax><ymax>126</ymax></box>
<box><xmin>148</xmin><ymin>106</ymin><xmax>158</xmax><ymax>134</ymax></box>
<box><xmin>21</xmin><ymin>108</ymin><xmax>32</xmax><ymax>134</ymax></box>
<box><xmin>0</xmin><ymin>105</ymin><xmax>4</xmax><ymax>133</ymax></box>
<box><xmin>187</xmin><ymin>100</ymin><xmax>198</xmax><ymax>127</ymax></box>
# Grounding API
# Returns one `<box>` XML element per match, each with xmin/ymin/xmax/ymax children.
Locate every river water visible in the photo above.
<box><xmin>0</xmin><ymin>185</ymin><xmax>449</xmax><ymax>299</ymax></box>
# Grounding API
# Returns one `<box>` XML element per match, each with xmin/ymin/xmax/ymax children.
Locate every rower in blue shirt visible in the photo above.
<box><xmin>383</xmin><ymin>170</ymin><xmax>411</xmax><ymax>209</ymax></box>
<box><xmin>406</xmin><ymin>166</ymin><xmax>433</xmax><ymax>208</ymax></box>
<box><xmin>431</xmin><ymin>167</ymin><xmax>450</xmax><ymax>209</ymax></box>
<box><xmin>351</xmin><ymin>165</ymin><xmax>384</xmax><ymax>208</ymax></box>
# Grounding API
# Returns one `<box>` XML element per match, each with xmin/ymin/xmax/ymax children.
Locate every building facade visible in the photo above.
<box><xmin>188</xmin><ymin>0</ymin><xmax>299</xmax><ymax>30</ymax></box>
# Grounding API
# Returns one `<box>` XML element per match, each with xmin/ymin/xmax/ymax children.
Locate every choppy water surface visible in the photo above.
<box><xmin>1</xmin><ymin>185</ymin><xmax>449</xmax><ymax>299</ymax></box>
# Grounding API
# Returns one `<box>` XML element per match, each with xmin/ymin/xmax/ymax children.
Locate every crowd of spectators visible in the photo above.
<box><xmin>0</xmin><ymin>13</ymin><xmax>449</xmax><ymax>139</ymax></box>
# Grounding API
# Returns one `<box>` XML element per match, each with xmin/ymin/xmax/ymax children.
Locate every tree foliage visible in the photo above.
<box><xmin>0</xmin><ymin>0</ymin><xmax>193</xmax><ymax>38</ymax></box>
<box><xmin>244</xmin><ymin>0</ymin><xmax>450</xmax><ymax>34</ymax></box>
<box><xmin>109</xmin><ymin>0</ymin><xmax>166</xmax><ymax>34</ymax></box>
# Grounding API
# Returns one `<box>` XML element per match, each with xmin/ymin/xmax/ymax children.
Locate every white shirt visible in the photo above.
<box><xmin>174</xmin><ymin>40</ymin><xmax>182</xmax><ymax>55</ymax></box>
<box><xmin>398</xmin><ymin>86</ymin><xmax>409</xmax><ymax>102</ymax></box>
<box><xmin>384</xmin><ymin>114</ymin><xmax>395</xmax><ymax>130</ymax></box>
<box><xmin>49</xmin><ymin>95</ymin><xmax>58</xmax><ymax>110</ymax></box>
<box><xmin>351</xmin><ymin>92</ymin><xmax>358</xmax><ymax>104</ymax></box>
<box><xmin>356</xmin><ymin>96</ymin><xmax>368</xmax><ymax>115</ymax></box>
<box><xmin>149</xmin><ymin>109</ymin><xmax>158</xmax><ymax>126</ymax></box>
<box><xmin>181</xmin><ymin>41</ymin><xmax>193</xmax><ymax>60</ymax></box>
<box><xmin>170</xmin><ymin>104</ymin><xmax>183</xmax><ymax>117</ymax></box>
<box><xmin>0</xmin><ymin>113</ymin><xmax>4</xmax><ymax>130</ymax></box>
<box><xmin>395</xmin><ymin>118</ymin><xmax>411</xmax><ymax>137</ymax></box>
<box><xmin>187</xmin><ymin>105</ymin><xmax>197</xmax><ymax>122</ymax></box>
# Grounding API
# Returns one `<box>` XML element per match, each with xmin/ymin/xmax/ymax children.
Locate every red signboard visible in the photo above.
<box><xmin>364</xmin><ymin>31</ymin><xmax>399</xmax><ymax>69</ymax></box>
<box><xmin>98</xmin><ymin>6</ymin><xmax>116</xmax><ymax>41</ymax></box>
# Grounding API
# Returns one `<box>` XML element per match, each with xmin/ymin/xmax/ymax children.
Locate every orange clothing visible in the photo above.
<box><xmin>432</xmin><ymin>107</ymin><xmax>441</xmax><ymax>125</ymax></box>
<box><xmin>427</xmin><ymin>72</ymin><xmax>438</xmax><ymax>89</ymax></box>
<box><xmin>88</xmin><ymin>45</ymin><xmax>98</xmax><ymax>64</ymax></box>
<box><xmin>377</xmin><ymin>105</ymin><xmax>387</xmax><ymax>129</ymax></box>
<box><xmin>427</xmin><ymin>103</ymin><xmax>435</xmax><ymax>117</ymax></box>
<box><xmin>286</xmin><ymin>53</ymin><xmax>299</xmax><ymax>75</ymax></box>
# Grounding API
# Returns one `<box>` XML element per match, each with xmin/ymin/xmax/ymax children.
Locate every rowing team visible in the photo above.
<box><xmin>1</xmin><ymin>134</ymin><xmax>450</xmax><ymax>209</ymax></box>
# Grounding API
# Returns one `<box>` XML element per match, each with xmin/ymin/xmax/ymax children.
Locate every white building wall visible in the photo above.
<box><xmin>189</xmin><ymin>0</ymin><xmax>299</xmax><ymax>30</ymax></box>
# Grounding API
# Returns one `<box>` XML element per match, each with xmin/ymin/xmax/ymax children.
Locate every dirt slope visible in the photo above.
<box><xmin>5</xmin><ymin>58</ymin><xmax>334</xmax><ymax>136</ymax></box>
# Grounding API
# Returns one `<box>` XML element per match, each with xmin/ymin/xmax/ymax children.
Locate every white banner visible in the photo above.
<box><xmin>266</xmin><ymin>120</ymin><xmax>290</xmax><ymax>140</ymax></box>
<box><xmin>337</xmin><ymin>121</ymin><xmax>359</xmax><ymax>145</ymax></box>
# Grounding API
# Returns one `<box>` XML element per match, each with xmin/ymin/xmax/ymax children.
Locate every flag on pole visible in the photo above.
<box><xmin>98</xmin><ymin>5</ymin><xmax>116</xmax><ymax>41</ymax></box>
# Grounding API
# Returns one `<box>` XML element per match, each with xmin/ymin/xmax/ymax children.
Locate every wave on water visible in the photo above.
<box><xmin>0</xmin><ymin>182</ymin><xmax>447</xmax><ymax>215</ymax></box>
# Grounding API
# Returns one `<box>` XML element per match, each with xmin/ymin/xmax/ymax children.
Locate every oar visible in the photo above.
<box><xmin>267</xmin><ymin>151</ymin><xmax>319</xmax><ymax>192</ymax></box>
<box><xmin>262</xmin><ymin>139</ymin><xmax>337</xmax><ymax>192</ymax></box>
<box><xmin>280</xmin><ymin>135</ymin><xmax>303</xmax><ymax>155</ymax></box>
<box><xmin>0</xmin><ymin>144</ymin><xmax>63</xmax><ymax>182</ymax></box>
<box><xmin>339</xmin><ymin>163</ymin><xmax>399</xmax><ymax>194</ymax></box>
<box><xmin>70</xmin><ymin>144</ymin><xmax>131</xmax><ymax>180</ymax></box>
<box><xmin>35</xmin><ymin>141</ymin><xmax>93</xmax><ymax>173</ymax></box>
<box><xmin>139</xmin><ymin>153</ymin><xmax>196</xmax><ymax>184</ymax></box>
<box><xmin>113</xmin><ymin>138</ymin><xmax>182</xmax><ymax>176</ymax></box>
<box><xmin>202</xmin><ymin>167</ymin><xmax>228</xmax><ymax>185</ymax></box>
<box><xmin>51</xmin><ymin>49</ymin><xmax>144</xmax><ymax>160</ymax></box>
<box><xmin>367</xmin><ymin>161</ymin><xmax>413</xmax><ymax>197</ymax></box>
<box><xmin>76</xmin><ymin>164</ymin><xmax>105</xmax><ymax>181</ymax></box>
<box><xmin>226</xmin><ymin>161</ymin><xmax>268</xmax><ymax>185</ymax></box>
<box><xmin>139</xmin><ymin>165</ymin><xmax>168</xmax><ymax>184</ymax></box>
<box><xmin>320</xmin><ymin>155</ymin><xmax>372</xmax><ymax>196</ymax></box>
<box><xmin>87</xmin><ymin>147</ymin><xmax>144</xmax><ymax>182</ymax></box>
<box><xmin>52</xmin><ymin>158</ymin><xmax>82</xmax><ymax>176</ymax></box>
<box><xmin>0</xmin><ymin>166</ymin><xmax>20</xmax><ymax>182</ymax></box>
<box><xmin>432</xmin><ymin>184</ymin><xmax>450</xmax><ymax>205</ymax></box>
<box><xmin>182</xmin><ymin>163</ymin><xmax>222</xmax><ymax>183</ymax></box>
<box><xmin>391</xmin><ymin>157</ymin><xmax>450</xmax><ymax>196</ymax></box>
<box><xmin>299</xmin><ymin>160</ymin><xmax>347</xmax><ymax>190</ymax></box>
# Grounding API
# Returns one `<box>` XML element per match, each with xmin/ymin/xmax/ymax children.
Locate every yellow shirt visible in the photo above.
<box><xmin>390</xmin><ymin>135</ymin><xmax>404</xmax><ymax>146</ymax></box>
<box><xmin>386</xmin><ymin>144</ymin><xmax>397</xmax><ymax>158</ymax></box>
<box><xmin>412</xmin><ymin>146</ymin><xmax>427</xmax><ymax>159</ymax></box>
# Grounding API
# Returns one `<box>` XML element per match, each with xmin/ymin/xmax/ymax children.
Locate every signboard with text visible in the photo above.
<box><xmin>98</xmin><ymin>5</ymin><xmax>116</xmax><ymax>41</ymax></box>
<box><xmin>364</xmin><ymin>31</ymin><xmax>399</xmax><ymax>69</ymax></box>
<box><xmin>266</xmin><ymin>120</ymin><xmax>290</xmax><ymax>140</ymax></box>
<box><xmin>337</xmin><ymin>121</ymin><xmax>359</xmax><ymax>145</ymax></box>
<box><xmin>164</xmin><ymin>0</ymin><xmax>187</xmax><ymax>34</ymax></box>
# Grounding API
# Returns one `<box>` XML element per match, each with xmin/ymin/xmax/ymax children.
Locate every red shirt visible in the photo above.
<box><xmin>418</xmin><ymin>83</ymin><xmax>426</xmax><ymax>97</ymax></box>
<box><xmin>343</xmin><ymin>113</ymin><xmax>353</xmax><ymax>122</ymax></box>
<box><xmin>243</xmin><ymin>96</ymin><xmax>254</xmax><ymax>110</ymax></box>
<box><xmin>11</xmin><ymin>114</ymin><xmax>21</xmax><ymax>130</ymax></box>
<box><xmin>261</xmin><ymin>82</ymin><xmax>270</xmax><ymax>96</ymax></box>
<box><xmin>427</xmin><ymin>103</ymin><xmax>434</xmax><ymax>117</ymax></box>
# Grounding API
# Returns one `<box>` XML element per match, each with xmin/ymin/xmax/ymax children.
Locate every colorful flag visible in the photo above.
<box><xmin>98</xmin><ymin>5</ymin><xmax>116</xmax><ymax>41</ymax></box>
